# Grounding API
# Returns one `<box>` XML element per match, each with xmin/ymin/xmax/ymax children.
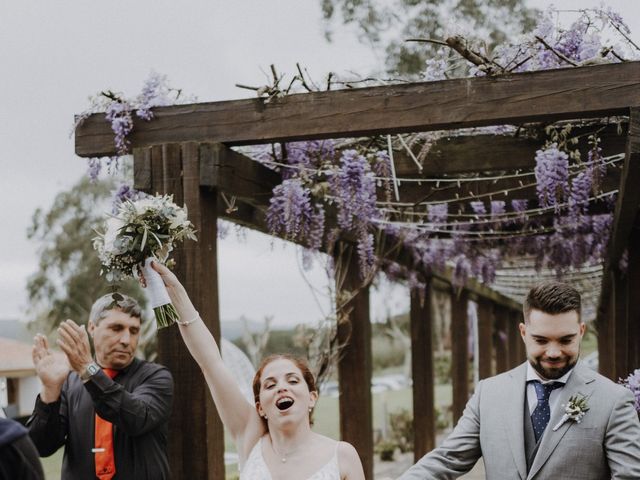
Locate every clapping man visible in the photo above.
<box><xmin>27</xmin><ymin>293</ymin><xmax>174</xmax><ymax>479</ymax></box>
<box><xmin>398</xmin><ymin>282</ymin><xmax>640</xmax><ymax>479</ymax></box>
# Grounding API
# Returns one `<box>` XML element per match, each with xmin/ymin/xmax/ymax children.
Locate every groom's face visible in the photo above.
<box><xmin>519</xmin><ymin>308</ymin><xmax>585</xmax><ymax>380</ymax></box>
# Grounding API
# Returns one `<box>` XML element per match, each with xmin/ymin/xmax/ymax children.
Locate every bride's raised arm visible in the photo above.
<box><xmin>146</xmin><ymin>261</ymin><xmax>265</xmax><ymax>453</ymax></box>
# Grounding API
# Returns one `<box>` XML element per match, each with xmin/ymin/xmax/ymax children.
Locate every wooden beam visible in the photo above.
<box><xmin>450</xmin><ymin>288</ymin><xmax>469</xmax><ymax>423</ymax></box>
<box><xmin>410</xmin><ymin>283</ymin><xmax>435</xmax><ymax>459</ymax></box>
<box><xmin>336</xmin><ymin>244</ymin><xmax>373</xmax><ymax>479</ymax></box>
<box><xmin>135</xmin><ymin>144</ymin><xmax>225</xmax><ymax>479</ymax></box>
<box><xmin>397</xmin><ymin>123</ymin><xmax>627</xmax><ymax>176</ymax></box>
<box><xmin>612</xmin><ymin>267</ymin><xmax>629</xmax><ymax>381</ymax></box>
<box><xmin>76</xmin><ymin>63</ymin><xmax>640</xmax><ymax>157</ymax></box>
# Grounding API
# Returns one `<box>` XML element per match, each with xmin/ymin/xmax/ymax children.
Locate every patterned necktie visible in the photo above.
<box><xmin>95</xmin><ymin>368</ymin><xmax>118</xmax><ymax>480</ymax></box>
<box><xmin>531</xmin><ymin>380</ymin><xmax>563</xmax><ymax>442</ymax></box>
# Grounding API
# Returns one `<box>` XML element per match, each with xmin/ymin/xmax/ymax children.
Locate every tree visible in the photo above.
<box><xmin>26</xmin><ymin>169</ymin><xmax>156</xmax><ymax>358</ymax></box>
<box><xmin>320</xmin><ymin>0</ymin><xmax>538</xmax><ymax>75</ymax></box>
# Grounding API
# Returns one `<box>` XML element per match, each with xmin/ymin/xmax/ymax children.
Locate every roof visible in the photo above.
<box><xmin>0</xmin><ymin>337</ymin><xmax>35</xmax><ymax>377</ymax></box>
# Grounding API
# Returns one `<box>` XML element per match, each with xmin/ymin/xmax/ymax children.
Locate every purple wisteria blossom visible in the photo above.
<box><xmin>87</xmin><ymin>158</ymin><xmax>102</xmax><ymax>182</ymax></box>
<box><xmin>330</xmin><ymin>149</ymin><xmax>378</xmax><ymax>231</ymax></box>
<box><xmin>105</xmin><ymin>101</ymin><xmax>134</xmax><ymax>155</ymax></box>
<box><xmin>111</xmin><ymin>184</ymin><xmax>146</xmax><ymax>213</ymax></box>
<box><xmin>568</xmin><ymin>169</ymin><xmax>592</xmax><ymax>223</ymax></box>
<box><xmin>136</xmin><ymin>72</ymin><xmax>173</xmax><ymax>121</ymax></box>
<box><xmin>427</xmin><ymin>203</ymin><xmax>448</xmax><ymax>224</ymax></box>
<box><xmin>266</xmin><ymin>178</ymin><xmax>314</xmax><ymax>242</ymax></box>
<box><xmin>535</xmin><ymin>143</ymin><xmax>569</xmax><ymax>210</ymax></box>
<box><xmin>469</xmin><ymin>201</ymin><xmax>486</xmax><ymax>216</ymax></box>
<box><xmin>619</xmin><ymin>369</ymin><xmax>640</xmax><ymax>413</ymax></box>
<box><xmin>510</xmin><ymin>199</ymin><xmax>528</xmax><ymax>225</ymax></box>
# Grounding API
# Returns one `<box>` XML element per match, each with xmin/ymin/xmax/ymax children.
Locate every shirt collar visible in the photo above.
<box><xmin>526</xmin><ymin>361</ymin><xmax>573</xmax><ymax>385</ymax></box>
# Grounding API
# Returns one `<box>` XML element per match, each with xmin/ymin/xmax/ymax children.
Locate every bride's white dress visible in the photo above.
<box><xmin>240</xmin><ymin>436</ymin><xmax>340</xmax><ymax>480</ymax></box>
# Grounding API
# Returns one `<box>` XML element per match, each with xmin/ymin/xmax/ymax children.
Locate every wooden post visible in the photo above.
<box><xmin>613</xmin><ymin>266</ymin><xmax>630</xmax><ymax>381</ymax></box>
<box><xmin>509</xmin><ymin>310</ymin><xmax>525</xmax><ymax>366</ymax></box>
<box><xmin>134</xmin><ymin>144</ymin><xmax>225</xmax><ymax>480</ymax></box>
<box><xmin>410</xmin><ymin>281</ymin><xmax>435</xmax><ymax>460</ymax></box>
<box><xmin>477</xmin><ymin>300</ymin><xmax>494</xmax><ymax>380</ymax></box>
<box><xmin>335</xmin><ymin>244</ymin><xmax>373</xmax><ymax>479</ymax></box>
<box><xmin>450</xmin><ymin>288</ymin><xmax>469</xmax><ymax>423</ymax></box>
<box><xmin>627</xmin><ymin>220</ymin><xmax>640</xmax><ymax>372</ymax></box>
<box><xmin>494</xmin><ymin>306</ymin><xmax>509</xmax><ymax>374</ymax></box>
<box><xmin>506</xmin><ymin>309</ymin><xmax>520</xmax><ymax>369</ymax></box>
<box><xmin>597</xmin><ymin>290</ymin><xmax>614</xmax><ymax>379</ymax></box>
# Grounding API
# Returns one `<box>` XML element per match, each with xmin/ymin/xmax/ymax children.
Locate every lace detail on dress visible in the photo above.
<box><xmin>239</xmin><ymin>436</ymin><xmax>340</xmax><ymax>480</ymax></box>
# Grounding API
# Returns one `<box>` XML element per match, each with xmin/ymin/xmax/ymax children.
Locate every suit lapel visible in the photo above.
<box><xmin>502</xmin><ymin>363</ymin><xmax>528</xmax><ymax>480</ymax></box>
<box><xmin>527</xmin><ymin>364</ymin><xmax>596</xmax><ymax>479</ymax></box>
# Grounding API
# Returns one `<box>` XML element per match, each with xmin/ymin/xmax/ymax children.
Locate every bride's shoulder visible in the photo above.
<box><xmin>336</xmin><ymin>441</ymin><xmax>363</xmax><ymax>478</ymax></box>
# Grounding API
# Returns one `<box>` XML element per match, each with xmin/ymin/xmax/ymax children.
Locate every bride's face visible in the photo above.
<box><xmin>256</xmin><ymin>358</ymin><xmax>317</xmax><ymax>426</ymax></box>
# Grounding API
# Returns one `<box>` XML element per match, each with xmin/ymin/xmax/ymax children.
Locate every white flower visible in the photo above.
<box><xmin>552</xmin><ymin>394</ymin><xmax>590</xmax><ymax>431</ymax></box>
<box><xmin>169</xmin><ymin>207</ymin><xmax>188</xmax><ymax>230</ymax></box>
<box><xmin>103</xmin><ymin>217</ymin><xmax>126</xmax><ymax>253</ymax></box>
<box><xmin>134</xmin><ymin>197</ymin><xmax>157</xmax><ymax>215</ymax></box>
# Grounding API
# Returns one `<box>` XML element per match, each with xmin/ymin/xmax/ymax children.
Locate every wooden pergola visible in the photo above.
<box><xmin>75</xmin><ymin>62</ymin><xmax>640</xmax><ymax>479</ymax></box>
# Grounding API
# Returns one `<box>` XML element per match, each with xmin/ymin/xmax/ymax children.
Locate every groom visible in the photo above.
<box><xmin>398</xmin><ymin>282</ymin><xmax>640</xmax><ymax>479</ymax></box>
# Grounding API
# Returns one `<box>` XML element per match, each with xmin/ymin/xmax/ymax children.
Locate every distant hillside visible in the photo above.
<box><xmin>221</xmin><ymin>316</ymin><xmax>267</xmax><ymax>341</ymax></box>
<box><xmin>0</xmin><ymin>319</ymin><xmax>32</xmax><ymax>343</ymax></box>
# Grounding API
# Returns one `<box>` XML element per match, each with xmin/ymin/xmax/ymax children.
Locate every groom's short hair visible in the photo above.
<box><xmin>523</xmin><ymin>282</ymin><xmax>581</xmax><ymax>322</ymax></box>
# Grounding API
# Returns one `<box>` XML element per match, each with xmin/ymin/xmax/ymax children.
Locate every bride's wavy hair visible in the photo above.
<box><xmin>252</xmin><ymin>354</ymin><xmax>318</xmax><ymax>428</ymax></box>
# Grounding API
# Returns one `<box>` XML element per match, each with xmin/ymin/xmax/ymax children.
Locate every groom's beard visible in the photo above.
<box><xmin>529</xmin><ymin>352</ymin><xmax>579</xmax><ymax>380</ymax></box>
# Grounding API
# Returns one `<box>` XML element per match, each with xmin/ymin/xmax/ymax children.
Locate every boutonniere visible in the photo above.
<box><xmin>552</xmin><ymin>394</ymin><xmax>590</xmax><ymax>431</ymax></box>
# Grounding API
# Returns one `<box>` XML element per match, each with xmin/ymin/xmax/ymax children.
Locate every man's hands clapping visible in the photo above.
<box><xmin>56</xmin><ymin>320</ymin><xmax>93</xmax><ymax>374</ymax></box>
<box><xmin>32</xmin><ymin>334</ymin><xmax>70</xmax><ymax>403</ymax></box>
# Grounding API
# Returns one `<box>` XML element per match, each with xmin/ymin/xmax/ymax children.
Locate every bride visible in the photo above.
<box><xmin>145</xmin><ymin>261</ymin><xmax>365</xmax><ymax>480</ymax></box>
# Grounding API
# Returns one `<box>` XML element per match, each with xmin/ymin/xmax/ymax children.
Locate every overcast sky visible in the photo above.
<box><xmin>1</xmin><ymin>1</ymin><xmax>638</xmax><ymax>329</ymax></box>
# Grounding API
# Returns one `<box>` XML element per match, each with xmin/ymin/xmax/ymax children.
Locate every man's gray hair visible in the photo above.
<box><xmin>89</xmin><ymin>293</ymin><xmax>143</xmax><ymax>325</ymax></box>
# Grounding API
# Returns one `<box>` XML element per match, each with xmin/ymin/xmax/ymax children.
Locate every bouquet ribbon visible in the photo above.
<box><xmin>142</xmin><ymin>258</ymin><xmax>172</xmax><ymax>308</ymax></box>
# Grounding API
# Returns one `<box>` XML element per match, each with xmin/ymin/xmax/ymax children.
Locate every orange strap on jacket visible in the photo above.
<box><xmin>94</xmin><ymin>368</ymin><xmax>118</xmax><ymax>480</ymax></box>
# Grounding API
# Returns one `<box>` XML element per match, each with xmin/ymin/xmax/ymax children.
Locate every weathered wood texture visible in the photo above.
<box><xmin>450</xmin><ymin>288</ymin><xmax>469</xmax><ymax>423</ymax></box>
<box><xmin>134</xmin><ymin>144</ymin><xmax>225</xmax><ymax>480</ymax></box>
<box><xmin>76</xmin><ymin>63</ymin><xmax>640</xmax><ymax>158</ymax></box>
<box><xmin>396</xmin><ymin>123</ymin><xmax>626</xmax><ymax>176</ymax></box>
<box><xmin>336</xmin><ymin>245</ymin><xmax>373</xmax><ymax>479</ymax></box>
<box><xmin>494</xmin><ymin>306</ymin><xmax>510</xmax><ymax>374</ymax></box>
<box><xmin>410</xmin><ymin>284</ymin><xmax>436</xmax><ymax>459</ymax></box>
<box><xmin>597</xmin><ymin>108</ymin><xmax>640</xmax><ymax>379</ymax></box>
<box><xmin>508</xmin><ymin>309</ymin><xmax>524</xmax><ymax>368</ymax></box>
<box><xmin>477</xmin><ymin>300</ymin><xmax>494</xmax><ymax>379</ymax></box>
<box><xmin>627</xmin><ymin>220</ymin><xmax>640</xmax><ymax>372</ymax></box>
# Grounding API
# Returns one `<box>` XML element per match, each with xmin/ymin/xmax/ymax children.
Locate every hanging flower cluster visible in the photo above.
<box><xmin>262</xmin><ymin>142</ymin><xmax>383</xmax><ymax>279</ymax></box>
<box><xmin>77</xmin><ymin>72</ymin><xmax>183</xmax><ymax>178</ymax></box>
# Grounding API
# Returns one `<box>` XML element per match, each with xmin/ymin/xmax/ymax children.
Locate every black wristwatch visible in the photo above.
<box><xmin>80</xmin><ymin>362</ymin><xmax>101</xmax><ymax>382</ymax></box>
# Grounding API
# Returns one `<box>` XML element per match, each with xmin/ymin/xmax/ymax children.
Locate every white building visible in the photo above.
<box><xmin>0</xmin><ymin>337</ymin><xmax>40</xmax><ymax>419</ymax></box>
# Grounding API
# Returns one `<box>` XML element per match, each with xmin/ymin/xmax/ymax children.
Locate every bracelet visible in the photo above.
<box><xmin>175</xmin><ymin>312</ymin><xmax>201</xmax><ymax>326</ymax></box>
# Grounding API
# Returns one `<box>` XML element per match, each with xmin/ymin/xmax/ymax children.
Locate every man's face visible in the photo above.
<box><xmin>88</xmin><ymin>309</ymin><xmax>141</xmax><ymax>369</ymax></box>
<box><xmin>519</xmin><ymin>309</ymin><xmax>585</xmax><ymax>380</ymax></box>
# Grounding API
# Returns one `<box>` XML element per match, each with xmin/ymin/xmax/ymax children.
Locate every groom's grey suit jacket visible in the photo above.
<box><xmin>398</xmin><ymin>362</ymin><xmax>640</xmax><ymax>479</ymax></box>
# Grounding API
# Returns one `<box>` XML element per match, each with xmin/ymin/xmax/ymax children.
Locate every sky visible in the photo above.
<box><xmin>1</xmin><ymin>0</ymin><xmax>639</xmax><ymax>330</ymax></box>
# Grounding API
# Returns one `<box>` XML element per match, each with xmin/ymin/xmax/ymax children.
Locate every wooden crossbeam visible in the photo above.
<box><xmin>76</xmin><ymin>62</ymin><xmax>640</xmax><ymax>158</ymax></box>
<box><xmin>397</xmin><ymin>123</ymin><xmax>626</xmax><ymax>176</ymax></box>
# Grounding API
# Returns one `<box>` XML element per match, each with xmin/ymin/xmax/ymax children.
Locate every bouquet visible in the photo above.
<box><xmin>94</xmin><ymin>193</ymin><xmax>197</xmax><ymax>328</ymax></box>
